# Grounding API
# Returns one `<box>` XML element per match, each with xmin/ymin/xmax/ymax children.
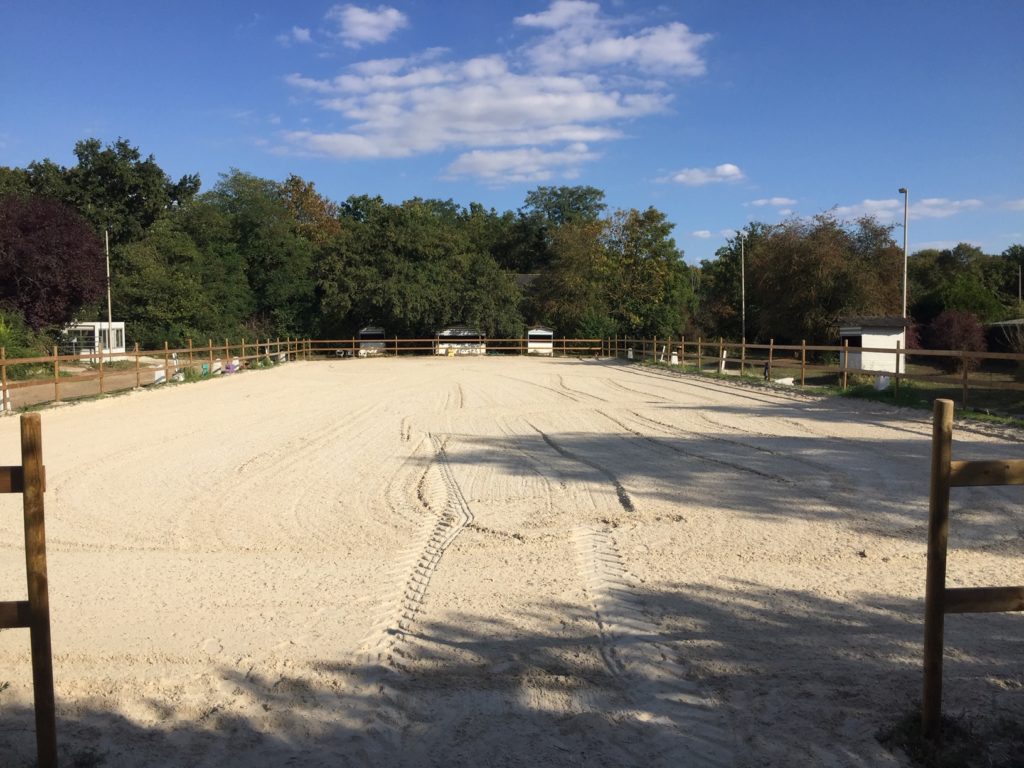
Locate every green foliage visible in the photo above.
<box><xmin>699</xmin><ymin>215</ymin><xmax>902</xmax><ymax>344</ymax></box>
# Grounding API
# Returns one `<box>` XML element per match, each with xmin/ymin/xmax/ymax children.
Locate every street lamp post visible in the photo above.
<box><xmin>739</xmin><ymin>231</ymin><xmax>747</xmax><ymax>345</ymax></box>
<box><xmin>898</xmin><ymin>188</ymin><xmax>909</xmax><ymax>375</ymax></box>
<box><xmin>105</xmin><ymin>226</ymin><xmax>113</xmax><ymax>362</ymax></box>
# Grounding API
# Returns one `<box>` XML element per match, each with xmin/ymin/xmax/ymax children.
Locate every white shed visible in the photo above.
<box><xmin>837</xmin><ymin>316</ymin><xmax>909</xmax><ymax>374</ymax></box>
<box><xmin>435</xmin><ymin>326</ymin><xmax>486</xmax><ymax>356</ymax></box>
<box><xmin>526</xmin><ymin>326</ymin><xmax>554</xmax><ymax>355</ymax></box>
<box><xmin>61</xmin><ymin>321</ymin><xmax>126</xmax><ymax>358</ymax></box>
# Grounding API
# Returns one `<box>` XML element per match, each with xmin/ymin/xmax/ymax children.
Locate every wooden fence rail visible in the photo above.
<box><xmin>0</xmin><ymin>413</ymin><xmax>56</xmax><ymax>767</ymax></box>
<box><xmin>2</xmin><ymin>335</ymin><xmax>1022</xmax><ymax>414</ymax></box>
<box><xmin>922</xmin><ymin>398</ymin><xmax>1024</xmax><ymax>737</ymax></box>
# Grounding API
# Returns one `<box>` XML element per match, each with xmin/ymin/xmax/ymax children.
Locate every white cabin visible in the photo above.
<box><xmin>61</xmin><ymin>321</ymin><xmax>126</xmax><ymax>358</ymax></box>
<box><xmin>838</xmin><ymin>317</ymin><xmax>908</xmax><ymax>374</ymax></box>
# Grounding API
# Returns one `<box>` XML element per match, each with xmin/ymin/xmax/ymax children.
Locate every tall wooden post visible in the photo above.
<box><xmin>1</xmin><ymin>347</ymin><xmax>8</xmax><ymax>413</ymax></box>
<box><xmin>923</xmin><ymin>399</ymin><xmax>954</xmax><ymax>738</ymax></box>
<box><xmin>98</xmin><ymin>345</ymin><xmax>105</xmax><ymax>395</ymax></box>
<box><xmin>188</xmin><ymin>338</ymin><xmax>194</xmax><ymax>366</ymax></box>
<box><xmin>680</xmin><ymin>335</ymin><xmax>685</xmax><ymax>366</ymax></box>
<box><xmin>163</xmin><ymin>341</ymin><xmax>170</xmax><ymax>384</ymax></box>
<box><xmin>741</xmin><ymin>337</ymin><xmax>746</xmax><ymax>376</ymax></box>
<box><xmin>800</xmin><ymin>340</ymin><xmax>807</xmax><ymax>387</ymax></box>
<box><xmin>134</xmin><ymin>343</ymin><xmax>141</xmax><ymax>389</ymax></box>
<box><xmin>21</xmin><ymin>414</ymin><xmax>57</xmax><ymax>767</ymax></box>
<box><xmin>718</xmin><ymin>337</ymin><xmax>724</xmax><ymax>373</ymax></box>
<box><xmin>768</xmin><ymin>338</ymin><xmax>775</xmax><ymax>381</ymax></box>
<box><xmin>697</xmin><ymin>337</ymin><xmax>703</xmax><ymax>373</ymax></box>
<box><xmin>52</xmin><ymin>348</ymin><xmax>60</xmax><ymax>403</ymax></box>
<box><xmin>208</xmin><ymin>339</ymin><xmax>214</xmax><ymax>373</ymax></box>
<box><xmin>224</xmin><ymin>338</ymin><xmax>229</xmax><ymax>367</ymax></box>
<box><xmin>241</xmin><ymin>338</ymin><xmax>247</xmax><ymax>368</ymax></box>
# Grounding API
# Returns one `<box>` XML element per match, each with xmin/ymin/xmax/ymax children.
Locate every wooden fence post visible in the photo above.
<box><xmin>769</xmin><ymin>338</ymin><xmax>775</xmax><ymax>381</ymax></box>
<box><xmin>961</xmin><ymin>352</ymin><xmax>969</xmax><ymax>409</ymax></box>
<box><xmin>894</xmin><ymin>340</ymin><xmax>901</xmax><ymax>397</ymax></box>
<box><xmin>188</xmin><ymin>338</ymin><xmax>194</xmax><ymax>367</ymax></box>
<box><xmin>718</xmin><ymin>337</ymin><xmax>724</xmax><ymax>373</ymax></box>
<box><xmin>0</xmin><ymin>414</ymin><xmax>58</xmax><ymax>767</ymax></box>
<box><xmin>1</xmin><ymin>347</ymin><xmax>8</xmax><ymax>413</ymax></box>
<box><xmin>697</xmin><ymin>337</ymin><xmax>703</xmax><ymax>373</ymax></box>
<box><xmin>741</xmin><ymin>337</ymin><xmax>746</xmax><ymax>376</ymax></box>
<box><xmin>134</xmin><ymin>343</ymin><xmax>141</xmax><ymax>389</ymax></box>
<box><xmin>923</xmin><ymin>398</ymin><xmax>953</xmax><ymax>738</ymax></box>
<box><xmin>241</xmin><ymin>338</ymin><xmax>246</xmax><ymax>368</ymax></box>
<box><xmin>164</xmin><ymin>341</ymin><xmax>170</xmax><ymax>384</ymax></box>
<box><xmin>208</xmin><ymin>339</ymin><xmax>214</xmax><ymax>373</ymax></box>
<box><xmin>800</xmin><ymin>340</ymin><xmax>807</xmax><ymax>387</ymax></box>
<box><xmin>224</xmin><ymin>338</ymin><xmax>229</xmax><ymax>367</ymax></box>
<box><xmin>680</xmin><ymin>335</ymin><xmax>685</xmax><ymax>366</ymax></box>
<box><xmin>52</xmin><ymin>348</ymin><xmax>59</xmax><ymax>403</ymax></box>
<box><xmin>841</xmin><ymin>339</ymin><xmax>848</xmax><ymax>390</ymax></box>
<box><xmin>98</xmin><ymin>345</ymin><xmax>105</xmax><ymax>395</ymax></box>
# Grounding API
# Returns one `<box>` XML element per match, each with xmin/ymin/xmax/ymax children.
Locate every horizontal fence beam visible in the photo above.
<box><xmin>944</xmin><ymin>586</ymin><xmax>1024</xmax><ymax>614</ymax></box>
<box><xmin>0</xmin><ymin>466</ymin><xmax>45</xmax><ymax>493</ymax></box>
<box><xmin>949</xmin><ymin>459</ymin><xmax>1024</xmax><ymax>487</ymax></box>
<box><xmin>0</xmin><ymin>599</ymin><xmax>31</xmax><ymax>629</ymax></box>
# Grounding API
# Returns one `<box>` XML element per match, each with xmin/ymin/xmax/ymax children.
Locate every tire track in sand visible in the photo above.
<box><xmin>352</xmin><ymin>433</ymin><xmax>474</xmax><ymax>759</ymax></box>
<box><xmin>573</xmin><ymin>525</ymin><xmax>734</xmax><ymax>766</ymax></box>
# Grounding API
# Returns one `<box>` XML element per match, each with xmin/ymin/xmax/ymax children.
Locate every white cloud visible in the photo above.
<box><xmin>662</xmin><ymin>163</ymin><xmax>744</xmax><ymax>186</ymax></box>
<box><xmin>749</xmin><ymin>196</ymin><xmax>796</xmax><ymax>207</ymax></box>
<box><xmin>691</xmin><ymin>230</ymin><xmax>712</xmax><ymax>238</ymax></box>
<box><xmin>327</xmin><ymin>4</ymin><xmax>408</xmax><ymax>48</ymax></box>
<box><xmin>277</xmin><ymin>26</ymin><xmax>312</xmax><ymax>45</ymax></box>
<box><xmin>1002</xmin><ymin>198</ymin><xmax>1024</xmax><ymax>211</ymax></box>
<box><xmin>280</xmin><ymin>3</ymin><xmax>711</xmax><ymax>181</ymax></box>
<box><xmin>719</xmin><ymin>229</ymin><xmax>737</xmax><ymax>238</ymax></box>
<box><xmin>777</xmin><ymin>208</ymin><xmax>794</xmax><ymax>216</ymax></box>
<box><xmin>515</xmin><ymin>2</ymin><xmax>710</xmax><ymax>76</ymax></box>
<box><xmin>833</xmin><ymin>197</ymin><xmax>982</xmax><ymax>221</ymax></box>
<box><xmin>445</xmin><ymin>143</ymin><xmax>599</xmax><ymax>183</ymax></box>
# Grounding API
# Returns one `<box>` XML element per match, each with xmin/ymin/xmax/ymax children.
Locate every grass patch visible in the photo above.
<box><xmin>878</xmin><ymin>708</ymin><xmax>1024</xmax><ymax>768</ymax></box>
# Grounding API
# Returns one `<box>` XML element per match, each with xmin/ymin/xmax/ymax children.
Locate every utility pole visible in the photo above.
<box><xmin>898</xmin><ymin>188</ymin><xmax>909</xmax><ymax>375</ymax></box>
<box><xmin>105</xmin><ymin>226</ymin><xmax>113</xmax><ymax>362</ymax></box>
<box><xmin>739</xmin><ymin>231</ymin><xmax>747</xmax><ymax>345</ymax></box>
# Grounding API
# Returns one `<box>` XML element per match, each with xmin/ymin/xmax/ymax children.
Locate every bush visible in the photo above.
<box><xmin>926</xmin><ymin>310</ymin><xmax>986</xmax><ymax>372</ymax></box>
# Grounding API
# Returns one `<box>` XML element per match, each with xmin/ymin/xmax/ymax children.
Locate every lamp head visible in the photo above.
<box><xmin>898</xmin><ymin>187</ymin><xmax>907</xmax><ymax>194</ymax></box>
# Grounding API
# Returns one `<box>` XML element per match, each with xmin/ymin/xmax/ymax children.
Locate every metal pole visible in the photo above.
<box><xmin>899</xmin><ymin>188</ymin><xmax>909</xmax><ymax>375</ymax></box>
<box><xmin>105</xmin><ymin>227</ymin><xmax>113</xmax><ymax>365</ymax></box>
<box><xmin>740</xmin><ymin>232</ymin><xmax>746</xmax><ymax>346</ymax></box>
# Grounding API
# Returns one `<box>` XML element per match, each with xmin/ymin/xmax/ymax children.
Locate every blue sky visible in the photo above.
<box><xmin>1</xmin><ymin>0</ymin><xmax>1022</xmax><ymax>264</ymax></box>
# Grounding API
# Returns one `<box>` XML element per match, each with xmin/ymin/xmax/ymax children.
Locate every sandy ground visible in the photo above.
<box><xmin>0</xmin><ymin>356</ymin><xmax>1021</xmax><ymax>767</ymax></box>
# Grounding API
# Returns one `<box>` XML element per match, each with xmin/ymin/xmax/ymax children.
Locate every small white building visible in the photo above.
<box><xmin>61</xmin><ymin>321</ymin><xmax>126</xmax><ymax>358</ymax></box>
<box><xmin>357</xmin><ymin>325</ymin><xmax>387</xmax><ymax>357</ymax></box>
<box><xmin>526</xmin><ymin>326</ymin><xmax>554</xmax><ymax>355</ymax></box>
<box><xmin>837</xmin><ymin>316</ymin><xmax>909</xmax><ymax>374</ymax></box>
<box><xmin>435</xmin><ymin>326</ymin><xmax>486</xmax><ymax>356</ymax></box>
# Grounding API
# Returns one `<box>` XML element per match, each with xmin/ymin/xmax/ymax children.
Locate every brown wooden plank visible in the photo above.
<box><xmin>0</xmin><ymin>465</ymin><xmax>24</xmax><ymax>493</ymax></box>
<box><xmin>949</xmin><ymin>459</ymin><xmax>1024</xmax><ymax>487</ymax></box>
<box><xmin>20</xmin><ymin>413</ymin><xmax>57</xmax><ymax>768</ymax></box>
<box><xmin>945</xmin><ymin>586</ymin><xmax>1024</xmax><ymax>614</ymax></box>
<box><xmin>0</xmin><ymin>600</ymin><xmax>31</xmax><ymax>628</ymax></box>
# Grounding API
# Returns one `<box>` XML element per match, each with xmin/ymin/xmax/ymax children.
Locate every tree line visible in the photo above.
<box><xmin>1</xmin><ymin>138</ymin><xmax>1021</xmax><ymax>357</ymax></box>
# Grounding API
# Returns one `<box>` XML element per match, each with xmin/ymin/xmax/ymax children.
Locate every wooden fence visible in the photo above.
<box><xmin>610</xmin><ymin>336</ymin><xmax>1024</xmax><ymax>412</ymax></box>
<box><xmin>0</xmin><ymin>413</ymin><xmax>56</xmax><ymax>767</ymax></box>
<box><xmin>922</xmin><ymin>398</ymin><xmax>1024</xmax><ymax>737</ymax></box>
<box><xmin>2</xmin><ymin>334</ymin><xmax>1023</xmax><ymax>414</ymax></box>
<box><xmin>0</xmin><ymin>337</ymin><xmax>604</xmax><ymax>412</ymax></box>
